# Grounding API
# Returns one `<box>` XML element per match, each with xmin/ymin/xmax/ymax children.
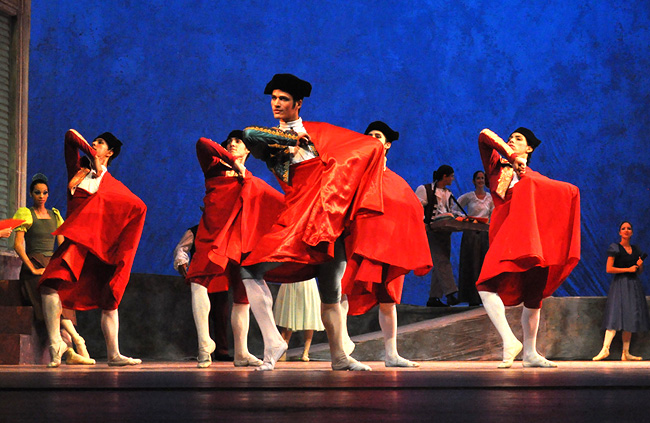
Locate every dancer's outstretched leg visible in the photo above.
<box><xmin>102</xmin><ymin>309</ymin><xmax>141</xmax><ymax>366</ymax></box>
<box><xmin>479</xmin><ymin>291</ymin><xmax>522</xmax><ymax>368</ymax></box>
<box><xmin>380</xmin><ymin>303</ymin><xmax>418</xmax><ymax>367</ymax></box>
<box><xmin>521</xmin><ymin>306</ymin><xmax>556</xmax><ymax>368</ymax></box>
<box><xmin>241</xmin><ymin>278</ymin><xmax>287</xmax><ymax>371</ymax></box>
<box><xmin>191</xmin><ymin>283</ymin><xmax>215</xmax><ymax>368</ymax></box>
<box><xmin>231</xmin><ymin>303</ymin><xmax>262</xmax><ymax>367</ymax></box>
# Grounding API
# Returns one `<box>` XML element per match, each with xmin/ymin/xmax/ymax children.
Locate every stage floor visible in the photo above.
<box><xmin>1</xmin><ymin>361</ymin><xmax>649</xmax><ymax>422</ymax></box>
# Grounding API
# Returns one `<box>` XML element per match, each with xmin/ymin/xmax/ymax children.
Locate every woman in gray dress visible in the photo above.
<box><xmin>593</xmin><ymin>221</ymin><xmax>649</xmax><ymax>361</ymax></box>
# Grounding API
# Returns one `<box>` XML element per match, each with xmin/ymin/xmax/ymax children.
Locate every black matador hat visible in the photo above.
<box><xmin>264</xmin><ymin>74</ymin><xmax>312</xmax><ymax>100</ymax></box>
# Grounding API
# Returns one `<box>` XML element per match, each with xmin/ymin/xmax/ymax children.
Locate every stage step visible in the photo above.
<box><xmin>0</xmin><ymin>281</ymin><xmax>49</xmax><ymax>364</ymax></box>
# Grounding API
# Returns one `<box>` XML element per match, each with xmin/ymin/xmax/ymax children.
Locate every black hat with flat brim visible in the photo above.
<box><xmin>264</xmin><ymin>74</ymin><xmax>312</xmax><ymax>100</ymax></box>
<box><xmin>221</xmin><ymin>130</ymin><xmax>244</xmax><ymax>148</ymax></box>
<box><xmin>364</xmin><ymin>121</ymin><xmax>399</xmax><ymax>142</ymax></box>
<box><xmin>511</xmin><ymin>127</ymin><xmax>541</xmax><ymax>149</ymax></box>
<box><xmin>95</xmin><ymin>132</ymin><xmax>122</xmax><ymax>160</ymax></box>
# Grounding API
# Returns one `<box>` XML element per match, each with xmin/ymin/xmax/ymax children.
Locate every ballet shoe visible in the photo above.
<box><xmin>197</xmin><ymin>339</ymin><xmax>216</xmax><ymax>368</ymax></box>
<box><xmin>497</xmin><ymin>340</ymin><xmax>523</xmax><ymax>369</ymax></box>
<box><xmin>331</xmin><ymin>354</ymin><xmax>372</xmax><ymax>371</ymax></box>
<box><xmin>233</xmin><ymin>353</ymin><xmax>263</xmax><ymax>367</ymax></box>
<box><xmin>108</xmin><ymin>356</ymin><xmax>142</xmax><ymax>366</ymax></box>
<box><xmin>301</xmin><ymin>352</ymin><xmax>310</xmax><ymax>362</ymax></box>
<box><xmin>622</xmin><ymin>350</ymin><xmax>642</xmax><ymax>361</ymax></box>
<box><xmin>343</xmin><ymin>337</ymin><xmax>355</xmax><ymax>356</ymax></box>
<box><xmin>592</xmin><ymin>346</ymin><xmax>610</xmax><ymax>361</ymax></box>
<box><xmin>385</xmin><ymin>356</ymin><xmax>419</xmax><ymax>368</ymax></box>
<box><xmin>65</xmin><ymin>348</ymin><xmax>96</xmax><ymax>365</ymax></box>
<box><xmin>523</xmin><ymin>354</ymin><xmax>558</xmax><ymax>368</ymax></box>
<box><xmin>73</xmin><ymin>337</ymin><xmax>91</xmax><ymax>359</ymax></box>
<box><xmin>47</xmin><ymin>342</ymin><xmax>68</xmax><ymax>368</ymax></box>
<box><xmin>255</xmin><ymin>342</ymin><xmax>288</xmax><ymax>371</ymax></box>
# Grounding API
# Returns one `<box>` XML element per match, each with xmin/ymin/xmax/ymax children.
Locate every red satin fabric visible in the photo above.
<box><xmin>40</xmin><ymin>173</ymin><xmax>147</xmax><ymax>310</ymax></box>
<box><xmin>476</xmin><ymin>168</ymin><xmax>581</xmax><ymax>306</ymax></box>
<box><xmin>242</xmin><ymin>122</ymin><xmax>386</xmax><ymax>282</ymax></box>
<box><xmin>187</xmin><ymin>138</ymin><xmax>285</xmax><ymax>293</ymax></box>
<box><xmin>342</xmin><ymin>168</ymin><xmax>433</xmax><ymax>315</ymax></box>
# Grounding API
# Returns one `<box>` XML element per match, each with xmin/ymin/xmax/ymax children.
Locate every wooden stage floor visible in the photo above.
<box><xmin>1</xmin><ymin>361</ymin><xmax>649</xmax><ymax>422</ymax></box>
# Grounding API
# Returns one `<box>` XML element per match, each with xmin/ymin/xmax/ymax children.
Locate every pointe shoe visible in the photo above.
<box><xmin>622</xmin><ymin>350</ymin><xmax>642</xmax><ymax>361</ymax></box>
<box><xmin>592</xmin><ymin>346</ymin><xmax>610</xmax><ymax>361</ymax></box>
<box><xmin>523</xmin><ymin>354</ymin><xmax>558</xmax><ymax>368</ymax></box>
<box><xmin>331</xmin><ymin>354</ymin><xmax>372</xmax><ymax>371</ymax></box>
<box><xmin>65</xmin><ymin>348</ymin><xmax>96</xmax><ymax>365</ymax></box>
<box><xmin>234</xmin><ymin>353</ymin><xmax>263</xmax><ymax>367</ymax></box>
<box><xmin>385</xmin><ymin>356</ymin><xmax>420</xmax><ymax>368</ymax></box>
<box><xmin>497</xmin><ymin>340</ymin><xmax>523</xmax><ymax>369</ymax></box>
<box><xmin>197</xmin><ymin>339</ymin><xmax>216</xmax><ymax>368</ymax></box>
<box><xmin>301</xmin><ymin>352</ymin><xmax>310</xmax><ymax>362</ymax></box>
<box><xmin>73</xmin><ymin>336</ymin><xmax>91</xmax><ymax>359</ymax></box>
<box><xmin>256</xmin><ymin>342</ymin><xmax>288</xmax><ymax>371</ymax></box>
<box><xmin>108</xmin><ymin>356</ymin><xmax>142</xmax><ymax>366</ymax></box>
<box><xmin>47</xmin><ymin>342</ymin><xmax>68</xmax><ymax>368</ymax></box>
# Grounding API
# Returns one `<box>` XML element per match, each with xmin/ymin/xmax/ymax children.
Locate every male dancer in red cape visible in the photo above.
<box><xmin>476</xmin><ymin>128</ymin><xmax>580</xmax><ymax>368</ymax></box>
<box><xmin>341</xmin><ymin>121</ymin><xmax>432</xmax><ymax>367</ymax></box>
<box><xmin>239</xmin><ymin>73</ymin><xmax>386</xmax><ymax>370</ymax></box>
<box><xmin>186</xmin><ymin>131</ymin><xmax>285</xmax><ymax>368</ymax></box>
<box><xmin>40</xmin><ymin>129</ymin><xmax>146</xmax><ymax>367</ymax></box>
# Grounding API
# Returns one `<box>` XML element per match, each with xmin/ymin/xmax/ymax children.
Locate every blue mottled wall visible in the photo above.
<box><xmin>26</xmin><ymin>0</ymin><xmax>650</xmax><ymax>305</ymax></box>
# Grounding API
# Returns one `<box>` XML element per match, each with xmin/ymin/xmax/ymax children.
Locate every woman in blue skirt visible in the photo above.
<box><xmin>593</xmin><ymin>221</ymin><xmax>650</xmax><ymax>361</ymax></box>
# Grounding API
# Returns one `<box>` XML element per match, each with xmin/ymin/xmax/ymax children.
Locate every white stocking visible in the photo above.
<box><xmin>191</xmin><ymin>283</ymin><xmax>214</xmax><ymax>356</ymax></box>
<box><xmin>479</xmin><ymin>291</ymin><xmax>522</xmax><ymax>367</ymax></box>
<box><xmin>521</xmin><ymin>306</ymin><xmax>556</xmax><ymax>367</ymax></box>
<box><xmin>41</xmin><ymin>287</ymin><xmax>63</xmax><ymax>347</ymax></box>
<box><xmin>231</xmin><ymin>303</ymin><xmax>261</xmax><ymax>365</ymax></box>
<box><xmin>379</xmin><ymin>303</ymin><xmax>418</xmax><ymax>367</ymax></box>
<box><xmin>340</xmin><ymin>295</ymin><xmax>355</xmax><ymax>355</ymax></box>
<box><xmin>241</xmin><ymin>278</ymin><xmax>286</xmax><ymax>370</ymax></box>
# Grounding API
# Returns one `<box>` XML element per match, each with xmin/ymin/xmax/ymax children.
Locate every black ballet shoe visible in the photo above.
<box><xmin>446</xmin><ymin>293</ymin><xmax>460</xmax><ymax>306</ymax></box>
<box><xmin>426</xmin><ymin>297</ymin><xmax>449</xmax><ymax>307</ymax></box>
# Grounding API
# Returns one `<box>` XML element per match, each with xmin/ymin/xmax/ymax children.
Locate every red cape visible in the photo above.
<box><xmin>476</xmin><ymin>169</ymin><xmax>581</xmax><ymax>306</ymax></box>
<box><xmin>342</xmin><ymin>168</ymin><xmax>432</xmax><ymax>315</ymax></box>
<box><xmin>187</xmin><ymin>173</ymin><xmax>285</xmax><ymax>291</ymax></box>
<box><xmin>40</xmin><ymin>172</ymin><xmax>146</xmax><ymax>310</ymax></box>
<box><xmin>242</xmin><ymin>122</ymin><xmax>385</xmax><ymax>282</ymax></box>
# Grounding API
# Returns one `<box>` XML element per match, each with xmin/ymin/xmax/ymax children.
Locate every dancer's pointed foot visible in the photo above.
<box><xmin>622</xmin><ymin>350</ymin><xmax>642</xmax><ymax>361</ymax></box>
<box><xmin>234</xmin><ymin>353</ymin><xmax>263</xmax><ymax>367</ymax></box>
<box><xmin>523</xmin><ymin>353</ymin><xmax>557</xmax><ymax>368</ymax></box>
<box><xmin>497</xmin><ymin>339</ymin><xmax>523</xmax><ymax>369</ymax></box>
<box><xmin>385</xmin><ymin>356</ymin><xmax>419</xmax><ymax>368</ymax></box>
<box><xmin>301</xmin><ymin>352</ymin><xmax>310</xmax><ymax>362</ymax></box>
<box><xmin>47</xmin><ymin>342</ymin><xmax>67</xmax><ymax>368</ymax></box>
<box><xmin>592</xmin><ymin>346</ymin><xmax>610</xmax><ymax>361</ymax></box>
<box><xmin>108</xmin><ymin>355</ymin><xmax>142</xmax><ymax>366</ymax></box>
<box><xmin>255</xmin><ymin>342</ymin><xmax>287</xmax><ymax>371</ymax></box>
<box><xmin>197</xmin><ymin>339</ymin><xmax>216</xmax><ymax>368</ymax></box>
<box><xmin>331</xmin><ymin>354</ymin><xmax>372</xmax><ymax>371</ymax></box>
<box><xmin>73</xmin><ymin>336</ymin><xmax>91</xmax><ymax>359</ymax></box>
<box><xmin>65</xmin><ymin>348</ymin><xmax>96</xmax><ymax>365</ymax></box>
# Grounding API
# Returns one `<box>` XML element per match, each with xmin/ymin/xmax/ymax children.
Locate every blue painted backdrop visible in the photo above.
<box><xmin>26</xmin><ymin>0</ymin><xmax>650</xmax><ymax>305</ymax></box>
